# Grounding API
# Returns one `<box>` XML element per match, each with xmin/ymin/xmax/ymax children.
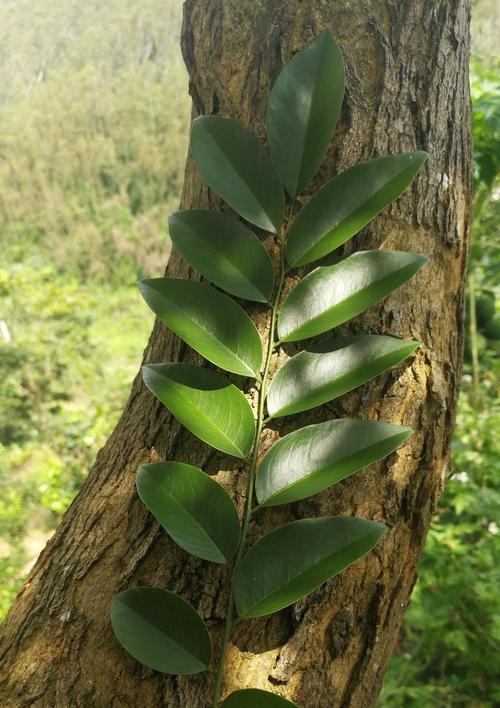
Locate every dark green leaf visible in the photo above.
<box><xmin>267</xmin><ymin>30</ymin><xmax>345</xmax><ymax>198</ymax></box>
<box><xmin>111</xmin><ymin>587</ymin><xmax>212</xmax><ymax>674</ymax></box>
<box><xmin>142</xmin><ymin>363</ymin><xmax>255</xmax><ymax>458</ymax></box>
<box><xmin>221</xmin><ymin>688</ymin><xmax>298</xmax><ymax>707</ymax></box>
<box><xmin>136</xmin><ymin>462</ymin><xmax>240</xmax><ymax>563</ymax></box>
<box><xmin>278</xmin><ymin>250</ymin><xmax>427</xmax><ymax>342</ymax></box>
<box><xmin>286</xmin><ymin>152</ymin><xmax>428</xmax><ymax>267</ymax></box>
<box><xmin>267</xmin><ymin>335</ymin><xmax>419</xmax><ymax>418</ymax></box>
<box><xmin>256</xmin><ymin>419</ymin><xmax>412</xmax><ymax>506</ymax></box>
<box><xmin>169</xmin><ymin>209</ymin><xmax>275</xmax><ymax>303</ymax></box>
<box><xmin>234</xmin><ymin>516</ymin><xmax>386</xmax><ymax>618</ymax></box>
<box><xmin>138</xmin><ymin>278</ymin><xmax>262</xmax><ymax>378</ymax></box>
<box><xmin>190</xmin><ymin>116</ymin><xmax>284</xmax><ymax>233</ymax></box>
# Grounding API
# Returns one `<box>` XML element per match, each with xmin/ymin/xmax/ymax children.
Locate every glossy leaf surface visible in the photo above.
<box><xmin>267</xmin><ymin>30</ymin><xmax>345</xmax><ymax>198</ymax></box>
<box><xmin>169</xmin><ymin>209</ymin><xmax>274</xmax><ymax>303</ymax></box>
<box><xmin>138</xmin><ymin>278</ymin><xmax>262</xmax><ymax>378</ymax></box>
<box><xmin>286</xmin><ymin>152</ymin><xmax>427</xmax><ymax>267</ymax></box>
<box><xmin>111</xmin><ymin>587</ymin><xmax>211</xmax><ymax>674</ymax></box>
<box><xmin>267</xmin><ymin>335</ymin><xmax>419</xmax><ymax>418</ymax></box>
<box><xmin>234</xmin><ymin>516</ymin><xmax>386</xmax><ymax>618</ymax></box>
<box><xmin>255</xmin><ymin>419</ymin><xmax>412</xmax><ymax>506</ymax></box>
<box><xmin>143</xmin><ymin>363</ymin><xmax>255</xmax><ymax>458</ymax></box>
<box><xmin>278</xmin><ymin>250</ymin><xmax>427</xmax><ymax>342</ymax></box>
<box><xmin>221</xmin><ymin>688</ymin><xmax>298</xmax><ymax>707</ymax></box>
<box><xmin>190</xmin><ymin>116</ymin><xmax>284</xmax><ymax>233</ymax></box>
<box><xmin>136</xmin><ymin>462</ymin><xmax>240</xmax><ymax>563</ymax></box>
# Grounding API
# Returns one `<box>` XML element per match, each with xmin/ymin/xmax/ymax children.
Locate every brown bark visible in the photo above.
<box><xmin>0</xmin><ymin>1</ymin><xmax>472</xmax><ymax>707</ymax></box>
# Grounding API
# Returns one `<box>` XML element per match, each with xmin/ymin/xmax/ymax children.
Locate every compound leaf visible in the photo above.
<box><xmin>191</xmin><ymin>116</ymin><xmax>284</xmax><ymax>233</ymax></box>
<box><xmin>234</xmin><ymin>516</ymin><xmax>386</xmax><ymax>618</ymax></box>
<box><xmin>278</xmin><ymin>250</ymin><xmax>427</xmax><ymax>342</ymax></box>
<box><xmin>286</xmin><ymin>152</ymin><xmax>427</xmax><ymax>267</ymax></box>
<box><xmin>267</xmin><ymin>335</ymin><xmax>419</xmax><ymax>418</ymax></box>
<box><xmin>138</xmin><ymin>278</ymin><xmax>262</xmax><ymax>378</ymax></box>
<box><xmin>169</xmin><ymin>209</ymin><xmax>275</xmax><ymax>303</ymax></box>
<box><xmin>255</xmin><ymin>419</ymin><xmax>412</xmax><ymax>506</ymax></box>
<box><xmin>142</xmin><ymin>363</ymin><xmax>255</xmax><ymax>458</ymax></box>
<box><xmin>267</xmin><ymin>29</ymin><xmax>345</xmax><ymax>198</ymax></box>
<box><xmin>111</xmin><ymin>587</ymin><xmax>212</xmax><ymax>674</ymax></box>
<box><xmin>136</xmin><ymin>462</ymin><xmax>240</xmax><ymax>563</ymax></box>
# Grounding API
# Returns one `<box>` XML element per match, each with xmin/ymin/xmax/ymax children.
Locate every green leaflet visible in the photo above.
<box><xmin>136</xmin><ymin>462</ymin><xmax>240</xmax><ymax>563</ymax></box>
<box><xmin>267</xmin><ymin>29</ymin><xmax>345</xmax><ymax>198</ymax></box>
<box><xmin>142</xmin><ymin>363</ymin><xmax>255</xmax><ymax>458</ymax></box>
<box><xmin>234</xmin><ymin>516</ymin><xmax>387</xmax><ymax>618</ymax></box>
<box><xmin>255</xmin><ymin>419</ymin><xmax>412</xmax><ymax>506</ymax></box>
<box><xmin>267</xmin><ymin>335</ymin><xmax>419</xmax><ymax>418</ymax></box>
<box><xmin>169</xmin><ymin>209</ymin><xmax>275</xmax><ymax>303</ymax></box>
<box><xmin>111</xmin><ymin>587</ymin><xmax>212</xmax><ymax>674</ymax></box>
<box><xmin>286</xmin><ymin>152</ymin><xmax>428</xmax><ymax>267</ymax></box>
<box><xmin>278</xmin><ymin>250</ymin><xmax>427</xmax><ymax>342</ymax></box>
<box><xmin>190</xmin><ymin>116</ymin><xmax>284</xmax><ymax>233</ymax></box>
<box><xmin>138</xmin><ymin>278</ymin><xmax>262</xmax><ymax>378</ymax></box>
<box><xmin>221</xmin><ymin>689</ymin><xmax>298</xmax><ymax>707</ymax></box>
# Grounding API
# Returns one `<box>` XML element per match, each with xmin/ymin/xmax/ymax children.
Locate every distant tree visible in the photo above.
<box><xmin>0</xmin><ymin>1</ymin><xmax>472</xmax><ymax>706</ymax></box>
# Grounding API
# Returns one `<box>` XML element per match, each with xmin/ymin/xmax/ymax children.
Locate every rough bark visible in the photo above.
<box><xmin>0</xmin><ymin>1</ymin><xmax>472</xmax><ymax>707</ymax></box>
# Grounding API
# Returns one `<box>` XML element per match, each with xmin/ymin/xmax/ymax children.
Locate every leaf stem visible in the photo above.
<box><xmin>211</xmin><ymin>207</ymin><xmax>293</xmax><ymax>707</ymax></box>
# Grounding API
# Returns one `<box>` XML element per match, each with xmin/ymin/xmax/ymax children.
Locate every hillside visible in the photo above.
<box><xmin>0</xmin><ymin>0</ymin><xmax>188</xmax><ymax>617</ymax></box>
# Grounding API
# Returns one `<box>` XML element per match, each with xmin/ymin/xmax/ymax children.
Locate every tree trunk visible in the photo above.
<box><xmin>0</xmin><ymin>1</ymin><xmax>472</xmax><ymax>707</ymax></box>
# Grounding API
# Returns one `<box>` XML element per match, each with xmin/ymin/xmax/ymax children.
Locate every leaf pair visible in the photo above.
<box><xmin>111</xmin><ymin>516</ymin><xmax>386</xmax><ymax>673</ymax></box>
<box><xmin>188</xmin><ymin>31</ymin><xmax>344</xmax><ymax>233</ymax></box>
<box><xmin>112</xmin><ymin>589</ymin><xmax>297</xmax><ymax>703</ymax></box>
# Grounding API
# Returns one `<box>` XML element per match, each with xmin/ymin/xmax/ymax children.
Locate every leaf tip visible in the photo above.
<box><xmin>398</xmin><ymin>425</ymin><xmax>414</xmax><ymax>442</ymax></box>
<box><xmin>375</xmin><ymin>521</ymin><xmax>389</xmax><ymax>539</ymax></box>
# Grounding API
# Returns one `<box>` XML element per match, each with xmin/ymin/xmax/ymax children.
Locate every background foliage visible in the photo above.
<box><xmin>0</xmin><ymin>0</ymin><xmax>189</xmax><ymax>615</ymax></box>
<box><xmin>0</xmin><ymin>0</ymin><xmax>498</xmax><ymax>704</ymax></box>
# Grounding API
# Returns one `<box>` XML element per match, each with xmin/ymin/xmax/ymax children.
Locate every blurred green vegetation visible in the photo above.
<box><xmin>0</xmin><ymin>0</ymin><xmax>189</xmax><ymax>615</ymax></box>
<box><xmin>0</xmin><ymin>1</ymin><xmax>498</xmax><ymax>705</ymax></box>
